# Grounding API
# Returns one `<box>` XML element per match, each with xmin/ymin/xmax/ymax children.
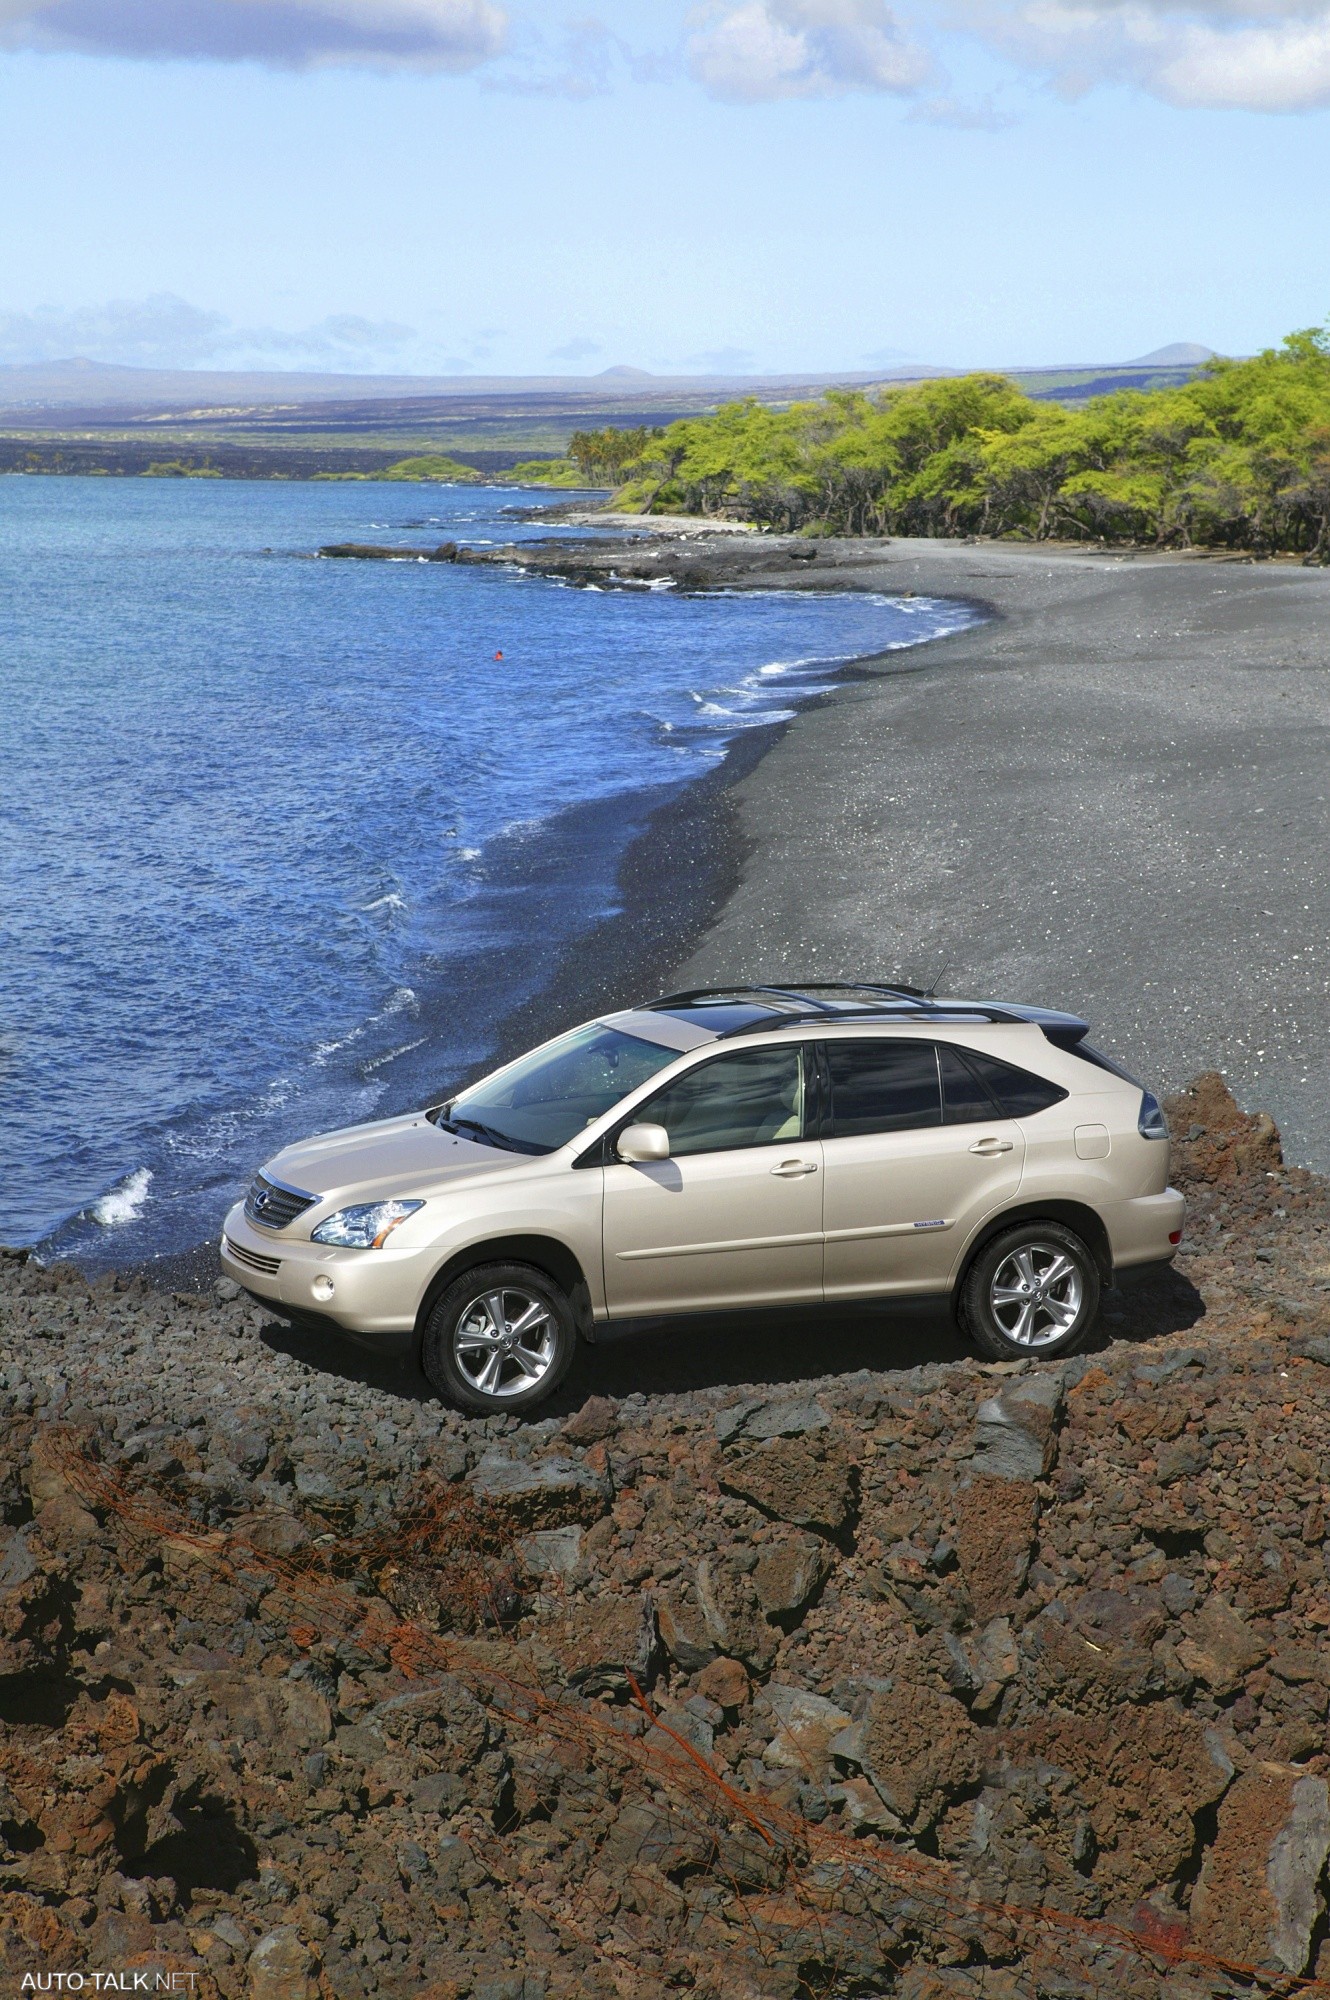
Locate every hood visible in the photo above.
<box><xmin>263</xmin><ymin>1112</ymin><xmax>521</xmax><ymax>1204</ymax></box>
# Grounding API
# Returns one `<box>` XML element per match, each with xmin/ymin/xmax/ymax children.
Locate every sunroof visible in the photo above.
<box><xmin>655</xmin><ymin>1001</ymin><xmax>787</xmax><ymax>1034</ymax></box>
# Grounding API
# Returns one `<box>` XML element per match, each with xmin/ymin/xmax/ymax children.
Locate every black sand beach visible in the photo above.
<box><xmin>497</xmin><ymin>527</ymin><xmax>1330</xmax><ymax>1175</ymax></box>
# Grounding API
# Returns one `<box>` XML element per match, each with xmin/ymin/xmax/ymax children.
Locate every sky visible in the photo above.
<box><xmin>0</xmin><ymin>0</ymin><xmax>1327</xmax><ymax>377</ymax></box>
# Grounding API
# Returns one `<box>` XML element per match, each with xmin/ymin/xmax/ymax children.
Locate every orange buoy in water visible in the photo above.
<box><xmin>494</xmin><ymin>650</ymin><xmax>504</xmax><ymax>660</ymax></box>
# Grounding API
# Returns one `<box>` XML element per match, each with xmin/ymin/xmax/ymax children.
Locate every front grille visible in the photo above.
<box><xmin>224</xmin><ymin>1235</ymin><xmax>282</xmax><ymax>1277</ymax></box>
<box><xmin>244</xmin><ymin>1173</ymin><xmax>318</xmax><ymax>1231</ymax></box>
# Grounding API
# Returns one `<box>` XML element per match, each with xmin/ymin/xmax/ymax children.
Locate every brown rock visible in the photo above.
<box><xmin>1192</xmin><ymin>1763</ymin><xmax>1330</xmax><ymax>1974</ymax></box>
<box><xmin>1003</xmin><ymin>1705</ymin><xmax>1234</xmax><ymax>1906</ymax></box>
<box><xmin>0</xmin><ymin>1527</ymin><xmax>67</xmax><ymax>1677</ymax></box>
<box><xmin>1175</xmin><ymin>1598</ymin><xmax>1269</xmax><ymax>1695</ymax></box>
<box><xmin>33</xmin><ymin>1493</ymin><xmax>100</xmax><ymax>1545</ymax></box>
<box><xmin>955</xmin><ymin>1477</ymin><xmax>1038</xmax><ymax>1621</ymax></box>
<box><xmin>861</xmin><ymin>1681</ymin><xmax>981</xmax><ymax>1833</ymax></box>
<box><xmin>1028</xmin><ymin>1590</ymin><xmax>1172</xmax><ymax>1711</ymax></box>
<box><xmin>559</xmin><ymin>1396</ymin><xmax>620</xmax><ymax>1446</ymax></box>
<box><xmin>544</xmin><ymin>1591</ymin><xmax>657</xmax><ymax>1693</ymax></box>
<box><xmin>248</xmin><ymin>1927</ymin><xmax>320</xmax><ymax>2000</ymax></box>
<box><xmin>1166</xmin><ymin>1071</ymin><xmax>1283</xmax><ymax>1181</ymax></box>
<box><xmin>697</xmin><ymin>1656</ymin><xmax>750</xmax><ymax>1711</ymax></box>
<box><xmin>656</xmin><ymin>1590</ymin><xmax>717</xmax><ymax>1671</ymax></box>
<box><xmin>24</xmin><ymin>1432</ymin><xmax>77</xmax><ymax>1510</ymax></box>
<box><xmin>695</xmin><ymin>1557</ymin><xmax>778</xmax><ymax>1671</ymax></box>
<box><xmin>761</xmin><ymin>1684</ymin><xmax>850</xmax><ymax>1778</ymax></box>
<box><xmin>719</xmin><ymin>1433</ymin><xmax>855</xmax><ymax>1536</ymax></box>
<box><xmin>186</xmin><ymin>1670</ymin><xmax>332</xmax><ymax>1753</ymax></box>
<box><xmin>752</xmin><ymin>1534</ymin><xmax>829</xmax><ymax>1620</ymax></box>
<box><xmin>230</xmin><ymin>1509</ymin><xmax>310</xmax><ymax>1557</ymax></box>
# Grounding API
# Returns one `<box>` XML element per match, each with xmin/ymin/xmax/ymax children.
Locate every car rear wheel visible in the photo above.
<box><xmin>959</xmin><ymin>1222</ymin><xmax>1100</xmax><ymax>1362</ymax></box>
<box><xmin>422</xmin><ymin>1261</ymin><xmax>576</xmax><ymax>1414</ymax></box>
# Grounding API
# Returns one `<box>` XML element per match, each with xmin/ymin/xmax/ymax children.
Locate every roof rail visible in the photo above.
<box><xmin>647</xmin><ymin>981</ymin><xmax>932</xmax><ymax>1012</ymax></box>
<box><xmin>644</xmin><ymin>983</ymin><xmax>1088</xmax><ymax>1040</ymax></box>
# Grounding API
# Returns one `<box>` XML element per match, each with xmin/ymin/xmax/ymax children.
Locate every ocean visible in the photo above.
<box><xmin>0</xmin><ymin>475</ymin><xmax>979</xmax><ymax>1267</ymax></box>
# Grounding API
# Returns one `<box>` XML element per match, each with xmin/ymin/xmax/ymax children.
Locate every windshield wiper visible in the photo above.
<box><xmin>437</xmin><ymin>1113</ymin><xmax>544</xmax><ymax>1155</ymax></box>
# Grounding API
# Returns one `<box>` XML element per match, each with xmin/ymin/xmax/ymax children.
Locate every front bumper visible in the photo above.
<box><xmin>220</xmin><ymin>1203</ymin><xmax>426</xmax><ymax>1335</ymax></box>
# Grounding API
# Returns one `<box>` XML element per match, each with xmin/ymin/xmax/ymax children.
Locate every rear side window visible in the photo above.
<box><xmin>825</xmin><ymin>1041</ymin><xmax>941</xmax><ymax>1136</ymax></box>
<box><xmin>938</xmin><ymin>1044</ymin><xmax>1003</xmax><ymax>1125</ymax></box>
<box><xmin>962</xmin><ymin>1048</ymin><xmax>1068</xmax><ymax>1119</ymax></box>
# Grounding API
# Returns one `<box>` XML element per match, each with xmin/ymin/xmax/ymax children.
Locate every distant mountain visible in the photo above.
<box><xmin>0</xmin><ymin>355</ymin><xmax>946</xmax><ymax>416</ymax></box>
<box><xmin>1127</xmin><ymin>343</ymin><xmax>1217</xmax><ymax>366</ymax></box>
<box><xmin>0</xmin><ymin>348</ymin><xmax>1223</xmax><ymax>432</ymax></box>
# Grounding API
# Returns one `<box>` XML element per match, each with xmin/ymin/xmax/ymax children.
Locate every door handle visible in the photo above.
<box><xmin>969</xmin><ymin>1136</ymin><xmax>1014</xmax><ymax>1155</ymax></box>
<box><xmin>771</xmin><ymin>1159</ymin><xmax>819</xmax><ymax>1177</ymax></box>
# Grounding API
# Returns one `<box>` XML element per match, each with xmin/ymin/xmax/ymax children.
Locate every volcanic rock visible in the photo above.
<box><xmin>1191</xmin><ymin>1763</ymin><xmax>1330</xmax><ymax>1974</ymax></box>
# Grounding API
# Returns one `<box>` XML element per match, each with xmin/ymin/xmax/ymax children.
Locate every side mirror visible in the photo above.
<box><xmin>617</xmin><ymin>1122</ymin><xmax>670</xmax><ymax>1164</ymax></box>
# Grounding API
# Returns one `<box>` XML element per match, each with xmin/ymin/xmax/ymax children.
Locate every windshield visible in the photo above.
<box><xmin>436</xmin><ymin>1023</ymin><xmax>682</xmax><ymax>1155</ymax></box>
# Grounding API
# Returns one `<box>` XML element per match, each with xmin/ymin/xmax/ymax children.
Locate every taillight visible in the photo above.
<box><xmin>1138</xmin><ymin>1090</ymin><xmax>1168</xmax><ymax>1139</ymax></box>
<box><xmin>1169</xmin><ymin>1228</ymin><xmax>1182</xmax><ymax>1245</ymax></box>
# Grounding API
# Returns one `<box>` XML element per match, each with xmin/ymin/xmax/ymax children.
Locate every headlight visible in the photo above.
<box><xmin>1138</xmin><ymin>1091</ymin><xmax>1168</xmax><ymax>1140</ymax></box>
<box><xmin>311</xmin><ymin>1199</ymin><xmax>423</xmax><ymax>1249</ymax></box>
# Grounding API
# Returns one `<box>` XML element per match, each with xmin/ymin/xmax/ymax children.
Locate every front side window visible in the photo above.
<box><xmin>640</xmin><ymin>1046</ymin><xmax>805</xmax><ymax>1157</ymax></box>
<box><xmin>440</xmin><ymin>1024</ymin><xmax>681</xmax><ymax>1154</ymax></box>
<box><xmin>824</xmin><ymin>1040</ymin><xmax>941</xmax><ymax>1136</ymax></box>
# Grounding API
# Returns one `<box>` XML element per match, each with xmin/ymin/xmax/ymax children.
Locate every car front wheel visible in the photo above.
<box><xmin>422</xmin><ymin>1261</ymin><xmax>576</xmax><ymax>1414</ymax></box>
<box><xmin>958</xmin><ymin>1221</ymin><xmax>1100</xmax><ymax>1362</ymax></box>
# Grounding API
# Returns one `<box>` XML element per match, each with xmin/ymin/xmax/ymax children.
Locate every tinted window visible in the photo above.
<box><xmin>642</xmin><ymin>1046</ymin><xmax>805</xmax><ymax>1157</ymax></box>
<box><xmin>963</xmin><ymin>1050</ymin><xmax>1068</xmax><ymax>1120</ymax></box>
<box><xmin>939</xmin><ymin>1044</ymin><xmax>1003</xmax><ymax>1125</ymax></box>
<box><xmin>825</xmin><ymin>1040</ymin><xmax>941</xmax><ymax>1137</ymax></box>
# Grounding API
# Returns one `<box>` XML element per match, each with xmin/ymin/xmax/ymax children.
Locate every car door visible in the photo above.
<box><xmin>820</xmin><ymin>1038</ymin><xmax>1026</xmax><ymax>1299</ymax></box>
<box><xmin>602</xmin><ymin>1042</ymin><xmax>824</xmax><ymax>1316</ymax></box>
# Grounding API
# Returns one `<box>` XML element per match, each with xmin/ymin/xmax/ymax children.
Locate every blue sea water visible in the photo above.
<box><xmin>0</xmin><ymin>476</ymin><xmax>979</xmax><ymax>1266</ymax></box>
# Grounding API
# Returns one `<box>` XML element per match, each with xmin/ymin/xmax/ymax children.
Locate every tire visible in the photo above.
<box><xmin>421</xmin><ymin>1261</ymin><xmax>577</xmax><ymax>1415</ymax></box>
<box><xmin>958</xmin><ymin>1221</ymin><xmax>1100</xmax><ymax>1362</ymax></box>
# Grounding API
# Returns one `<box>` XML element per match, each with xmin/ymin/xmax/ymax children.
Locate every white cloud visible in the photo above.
<box><xmin>0</xmin><ymin>0</ymin><xmax>507</xmax><ymax>70</ymax></box>
<box><xmin>0</xmin><ymin>293</ymin><xmax>418</xmax><ymax>369</ymax></box>
<box><xmin>687</xmin><ymin>0</ymin><xmax>931</xmax><ymax>100</ymax></box>
<box><xmin>955</xmin><ymin>0</ymin><xmax>1330</xmax><ymax>110</ymax></box>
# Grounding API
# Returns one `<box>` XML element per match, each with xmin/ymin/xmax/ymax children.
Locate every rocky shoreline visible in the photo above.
<box><xmin>7</xmin><ymin>1076</ymin><xmax>1330</xmax><ymax>1995</ymax></box>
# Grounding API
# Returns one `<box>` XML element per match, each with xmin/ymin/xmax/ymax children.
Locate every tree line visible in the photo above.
<box><xmin>589</xmin><ymin>327</ymin><xmax>1330</xmax><ymax>559</ymax></box>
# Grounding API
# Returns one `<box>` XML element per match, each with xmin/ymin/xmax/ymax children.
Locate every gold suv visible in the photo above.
<box><xmin>220</xmin><ymin>984</ymin><xmax>1184</xmax><ymax>1413</ymax></box>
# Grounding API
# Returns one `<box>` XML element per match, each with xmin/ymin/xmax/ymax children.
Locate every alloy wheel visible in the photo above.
<box><xmin>452</xmin><ymin>1285</ymin><xmax>558</xmax><ymax>1397</ymax></box>
<box><xmin>989</xmin><ymin>1242</ymin><xmax>1084</xmax><ymax>1349</ymax></box>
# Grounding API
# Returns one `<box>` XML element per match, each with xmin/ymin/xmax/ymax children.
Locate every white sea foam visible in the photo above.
<box><xmin>362</xmin><ymin>891</ymin><xmax>406</xmax><ymax>913</ymax></box>
<box><xmin>360</xmin><ymin>1036</ymin><xmax>428</xmax><ymax>1074</ymax></box>
<box><xmin>92</xmin><ymin>1166</ymin><xmax>152</xmax><ymax>1227</ymax></box>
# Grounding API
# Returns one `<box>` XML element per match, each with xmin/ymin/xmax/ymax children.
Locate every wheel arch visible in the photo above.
<box><xmin>415</xmin><ymin>1235</ymin><xmax>594</xmax><ymax>1343</ymax></box>
<box><xmin>952</xmin><ymin>1200</ymin><xmax>1113</xmax><ymax>1304</ymax></box>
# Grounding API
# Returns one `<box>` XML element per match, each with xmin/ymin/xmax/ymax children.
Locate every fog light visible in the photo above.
<box><xmin>311</xmin><ymin>1274</ymin><xmax>335</xmax><ymax>1302</ymax></box>
<box><xmin>1169</xmin><ymin>1229</ymin><xmax>1183</xmax><ymax>1245</ymax></box>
